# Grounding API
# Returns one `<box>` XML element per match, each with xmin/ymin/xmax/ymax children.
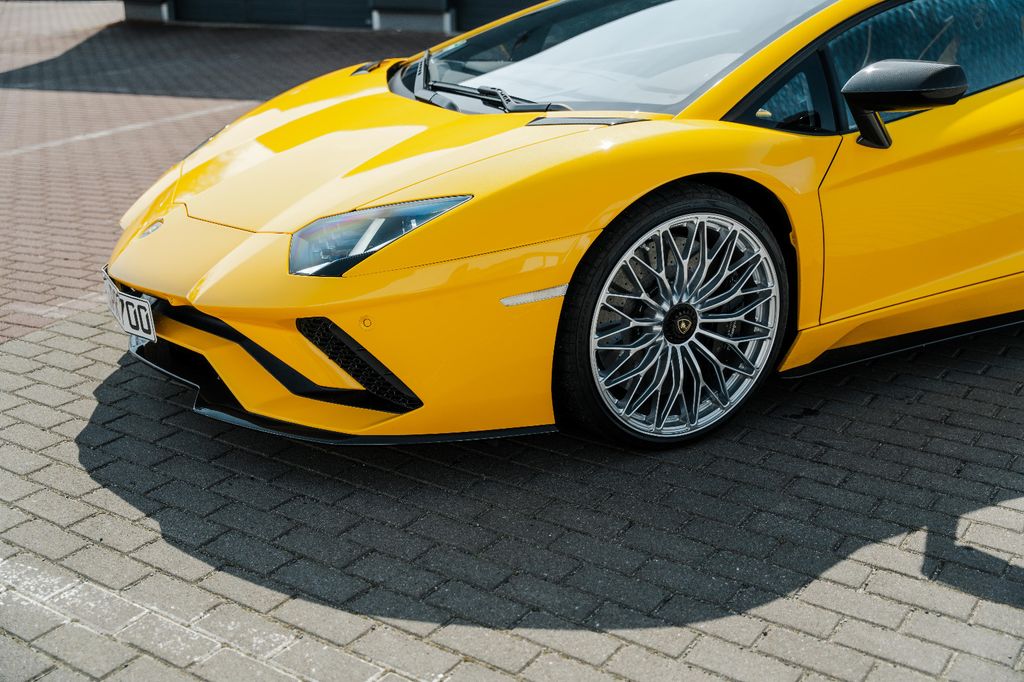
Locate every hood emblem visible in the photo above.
<box><xmin>138</xmin><ymin>220</ymin><xmax>164</xmax><ymax>239</ymax></box>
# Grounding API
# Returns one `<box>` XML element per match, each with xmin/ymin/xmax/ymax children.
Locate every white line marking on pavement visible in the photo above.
<box><xmin>0</xmin><ymin>101</ymin><xmax>250</xmax><ymax>158</ymax></box>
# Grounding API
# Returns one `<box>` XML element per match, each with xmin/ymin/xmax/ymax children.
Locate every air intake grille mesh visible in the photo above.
<box><xmin>297</xmin><ymin>317</ymin><xmax>422</xmax><ymax>412</ymax></box>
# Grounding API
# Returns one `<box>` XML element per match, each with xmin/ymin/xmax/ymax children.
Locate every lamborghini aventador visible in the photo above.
<box><xmin>105</xmin><ymin>0</ymin><xmax>1024</xmax><ymax>445</ymax></box>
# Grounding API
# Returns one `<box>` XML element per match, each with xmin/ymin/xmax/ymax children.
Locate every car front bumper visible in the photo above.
<box><xmin>106</xmin><ymin>206</ymin><xmax>597</xmax><ymax>440</ymax></box>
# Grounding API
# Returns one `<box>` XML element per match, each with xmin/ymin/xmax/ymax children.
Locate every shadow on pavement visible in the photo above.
<box><xmin>74</xmin><ymin>327</ymin><xmax>1024</xmax><ymax>633</ymax></box>
<box><xmin>0</xmin><ymin>21</ymin><xmax>438</xmax><ymax>101</ymax></box>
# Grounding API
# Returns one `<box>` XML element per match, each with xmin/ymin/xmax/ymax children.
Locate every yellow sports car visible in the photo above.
<box><xmin>105</xmin><ymin>0</ymin><xmax>1024</xmax><ymax>446</ymax></box>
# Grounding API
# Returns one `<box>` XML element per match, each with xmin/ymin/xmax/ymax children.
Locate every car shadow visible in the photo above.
<box><xmin>75</xmin><ymin>326</ymin><xmax>1024</xmax><ymax>634</ymax></box>
<box><xmin>0</xmin><ymin>21</ymin><xmax>439</xmax><ymax>101</ymax></box>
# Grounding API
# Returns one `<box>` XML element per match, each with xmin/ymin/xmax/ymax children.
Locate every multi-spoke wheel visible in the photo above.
<box><xmin>556</xmin><ymin>186</ymin><xmax>789</xmax><ymax>445</ymax></box>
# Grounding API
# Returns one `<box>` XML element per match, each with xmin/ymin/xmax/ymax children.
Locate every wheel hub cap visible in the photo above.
<box><xmin>664</xmin><ymin>304</ymin><xmax>699</xmax><ymax>344</ymax></box>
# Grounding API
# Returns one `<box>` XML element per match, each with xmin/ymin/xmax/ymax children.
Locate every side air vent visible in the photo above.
<box><xmin>297</xmin><ymin>317</ymin><xmax>423</xmax><ymax>412</ymax></box>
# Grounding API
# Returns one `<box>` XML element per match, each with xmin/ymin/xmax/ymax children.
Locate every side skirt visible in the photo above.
<box><xmin>779</xmin><ymin>309</ymin><xmax>1024</xmax><ymax>378</ymax></box>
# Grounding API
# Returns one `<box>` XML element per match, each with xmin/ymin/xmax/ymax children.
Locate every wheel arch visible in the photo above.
<box><xmin>569</xmin><ymin>171</ymin><xmax>802</xmax><ymax>348</ymax></box>
<box><xmin>552</xmin><ymin>172</ymin><xmax>799</xmax><ymax>444</ymax></box>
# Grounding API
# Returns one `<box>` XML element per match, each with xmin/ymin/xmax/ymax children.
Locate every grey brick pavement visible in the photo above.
<box><xmin>1</xmin><ymin>2</ymin><xmax>1023</xmax><ymax>681</ymax></box>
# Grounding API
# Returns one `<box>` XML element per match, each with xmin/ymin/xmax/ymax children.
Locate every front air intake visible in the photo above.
<box><xmin>297</xmin><ymin>317</ymin><xmax>423</xmax><ymax>412</ymax></box>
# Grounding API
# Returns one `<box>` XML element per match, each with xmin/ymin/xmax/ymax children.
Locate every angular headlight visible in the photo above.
<box><xmin>289</xmin><ymin>196</ymin><xmax>471</xmax><ymax>277</ymax></box>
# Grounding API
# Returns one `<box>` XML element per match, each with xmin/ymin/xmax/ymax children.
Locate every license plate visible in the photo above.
<box><xmin>104</xmin><ymin>275</ymin><xmax>157</xmax><ymax>342</ymax></box>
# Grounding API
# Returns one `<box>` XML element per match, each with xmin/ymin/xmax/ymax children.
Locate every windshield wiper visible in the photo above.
<box><xmin>414</xmin><ymin>49</ymin><xmax>459</xmax><ymax>111</ymax></box>
<box><xmin>415</xmin><ymin>51</ymin><xmax>571</xmax><ymax>113</ymax></box>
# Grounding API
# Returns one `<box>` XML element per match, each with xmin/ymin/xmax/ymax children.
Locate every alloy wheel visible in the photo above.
<box><xmin>589</xmin><ymin>212</ymin><xmax>781</xmax><ymax>438</ymax></box>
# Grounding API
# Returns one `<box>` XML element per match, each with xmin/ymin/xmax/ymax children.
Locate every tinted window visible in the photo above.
<box><xmin>829</xmin><ymin>0</ymin><xmax>1024</xmax><ymax>128</ymax></box>
<box><xmin>422</xmin><ymin>0</ymin><xmax>837</xmax><ymax>113</ymax></box>
<box><xmin>737</xmin><ymin>54</ymin><xmax>836</xmax><ymax>133</ymax></box>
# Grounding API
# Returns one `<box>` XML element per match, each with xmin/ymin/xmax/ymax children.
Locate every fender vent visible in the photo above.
<box><xmin>297</xmin><ymin>317</ymin><xmax>422</xmax><ymax>412</ymax></box>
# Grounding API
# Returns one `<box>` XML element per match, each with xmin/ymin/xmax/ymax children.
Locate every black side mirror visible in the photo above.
<box><xmin>841</xmin><ymin>59</ymin><xmax>968</xmax><ymax>149</ymax></box>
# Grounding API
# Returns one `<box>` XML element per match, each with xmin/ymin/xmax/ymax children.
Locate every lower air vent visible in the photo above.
<box><xmin>297</xmin><ymin>317</ymin><xmax>422</xmax><ymax>411</ymax></box>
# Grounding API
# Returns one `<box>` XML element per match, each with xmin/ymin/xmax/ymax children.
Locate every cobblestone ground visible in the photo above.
<box><xmin>1</xmin><ymin>3</ymin><xmax>1023</xmax><ymax>681</ymax></box>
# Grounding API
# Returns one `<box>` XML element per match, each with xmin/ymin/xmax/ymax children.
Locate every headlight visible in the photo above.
<box><xmin>289</xmin><ymin>196</ymin><xmax>471</xmax><ymax>277</ymax></box>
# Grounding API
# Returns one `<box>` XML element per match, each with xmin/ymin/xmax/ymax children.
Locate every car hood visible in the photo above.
<box><xmin>173</xmin><ymin>63</ymin><xmax>600</xmax><ymax>233</ymax></box>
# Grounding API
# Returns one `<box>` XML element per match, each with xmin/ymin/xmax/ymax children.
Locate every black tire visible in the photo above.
<box><xmin>554</xmin><ymin>183</ymin><xmax>791</xmax><ymax>447</ymax></box>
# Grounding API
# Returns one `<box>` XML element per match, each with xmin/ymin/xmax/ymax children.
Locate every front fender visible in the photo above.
<box><xmin>349</xmin><ymin>120</ymin><xmax>839</xmax><ymax>331</ymax></box>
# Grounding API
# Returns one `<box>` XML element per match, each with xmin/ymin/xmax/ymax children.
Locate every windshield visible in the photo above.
<box><xmin>421</xmin><ymin>0</ymin><xmax>835</xmax><ymax>113</ymax></box>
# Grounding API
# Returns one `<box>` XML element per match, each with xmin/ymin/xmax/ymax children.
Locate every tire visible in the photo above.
<box><xmin>554</xmin><ymin>183</ymin><xmax>791</xmax><ymax>447</ymax></box>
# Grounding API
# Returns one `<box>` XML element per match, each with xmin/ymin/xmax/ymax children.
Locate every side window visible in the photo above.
<box><xmin>828</xmin><ymin>0</ymin><xmax>1024</xmax><ymax>129</ymax></box>
<box><xmin>736</xmin><ymin>54</ymin><xmax>837</xmax><ymax>134</ymax></box>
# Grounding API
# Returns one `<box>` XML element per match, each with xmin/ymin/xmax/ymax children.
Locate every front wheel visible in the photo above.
<box><xmin>555</xmin><ymin>186</ymin><xmax>790</xmax><ymax>446</ymax></box>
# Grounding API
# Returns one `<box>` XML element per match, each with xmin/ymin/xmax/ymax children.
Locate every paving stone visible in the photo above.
<box><xmin>346</xmin><ymin>551</ymin><xmax>442</xmax><ymax>598</ymax></box>
<box><xmin>587</xmin><ymin>602</ymin><xmax>698</xmax><ymax>657</ymax></box>
<box><xmin>148</xmin><ymin>480</ymin><xmax>229</xmax><ymax>516</ymax></box>
<box><xmin>272</xmin><ymin>559</ymin><xmax>368</xmax><ymax>604</ymax></box>
<box><xmin>206</xmin><ymin>531</ymin><xmax>293</xmax><ymax>576</ymax></box>
<box><xmin>685</xmin><ymin>635</ymin><xmax>801</xmax><ymax>682</ymax></box>
<box><xmin>130</xmin><ymin>540</ymin><xmax>219</xmax><ymax>581</ymax></box>
<box><xmin>0</xmin><ymin>589</ymin><xmax>67</xmax><ymax>640</ymax></box>
<box><xmin>944</xmin><ymin>653</ymin><xmax>1022</xmax><ymax>682</ymax></box>
<box><xmin>445</xmin><ymin>662</ymin><xmax>517</xmax><ymax>682</ymax></box>
<box><xmin>757</xmin><ymin>627</ymin><xmax>875</xmax><ymax>681</ymax></box>
<box><xmin>972</xmin><ymin>601</ymin><xmax>1024</xmax><ymax>638</ymax></box>
<box><xmin>606</xmin><ymin>645</ymin><xmax>721</xmax><ymax>682</ymax></box>
<box><xmin>497</xmin><ymin>573</ymin><xmax>601</xmax><ymax>622</ymax></box>
<box><xmin>512</xmin><ymin>611</ymin><xmax>620</xmax><ymax>665</ymax></box>
<box><xmin>149</xmin><ymin>503</ymin><xmax>228</xmax><ymax>548</ymax></box>
<box><xmin>864</xmin><ymin>662</ymin><xmax>937</xmax><ymax>682</ymax></box>
<box><xmin>274</xmin><ymin>527</ymin><xmax>364</xmax><ymax>568</ymax></box>
<box><xmin>833</xmin><ymin>620</ymin><xmax>951</xmax><ymax>675</ymax></box>
<box><xmin>0</xmin><ymin>634</ymin><xmax>53</xmax><ymax>682</ymax></box>
<box><xmin>0</xmin><ymin>446</ymin><xmax>49</xmax><ymax>475</ymax></box>
<box><xmin>193</xmin><ymin>649</ymin><xmax>296</xmax><ymax>682</ymax></box>
<box><xmin>655</xmin><ymin>594</ymin><xmax>767</xmax><ymax>647</ymax></box>
<box><xmin>418</xmin><ymin>545</ymin><xmax>511</xmax><ymax>590</ymax></box>
<box><xmin>0</xmin><ymin>554</ymin><xmax>79</xmax><ymax>600</ymax></box>
<box><xmin>15</xmin><ymin>490</ymin><xmax>93</xmax><ymax>527</ymax></box>
<box><xmin>35</xmin><ymin>623</ymin><xmax>135</xmax><ymax>678</ymax></box>
<box><xmin>345</xmin><ymin>587</ymin><xmax>448</xmax><ymax>637</ymax></box>
<box><xmin>106</xmin><ymin>656</ymin><xmax>195</xmax><ymax>682</ymax></box>
<box><xmin>799</xmin><ymin>580</ymin><xmax>909</xmax><ymax>628</ymax></box>
<box><xmin>124</xmin><ymin>574</ymin><xmax>222</xmax><ymax>623</ymax></box>
<box><xmin>0</xmin><ymin>466</ymin><xmax>43</xmax><ymax>499</ymax></box>
<box><xmin>119</xmin><ymin>612</ymin><xmax>219</xmax><ymax>667</ymax></box>
<box><xmin>209</xmin><ymin>502</ymin><xmax>294</xmax><ymax>541</ymax></box>
<box><xmin>901</xmin><ymin>611</ymin><xmax>1021</xmax><ymax>666</ymax></box>
<box><xmin>61</xmin><ymin>545</ymin><xmax>150</xmax><ymax>589</ymax></box>
<box><xmin>49</xmin><ymin>582</ymin><xmax>144</xmax><ymax>634</ymax></box>
<box><xmin>195</xmin><ymin>603</ymin><xmax>294</xmax><ymax>658</ymax></box>
<box><xmin>0</xmin><ymin>423</ymin><xmax>62</xmax><ymax>451</ymax></box>
<box><xmin>522</xmin><ymin>652</ymin><xmax>618</xmax><ymax>682</ymax></box>
<box><xmin>70</xmin><ymin>512</ymin><xmax>157</xmax><ymax>552</ymax></box>
<box><xmin>199</xmin><ymin>569</ymin><xmax>290</xmax><ymax>613</ymax></box>
<box><xmin>865</xmin><ymin>569</ymin><xmax>977</xmax><ymax>620</ymax></box>
<box><xmin>430</xmin><ymin>619</ymin><xmax>541</xmax><ymax>673</ymax></box>
<box><xmin>80</xmin><ymin>487</ymin><xmax>156</xmax><ymax>520</ymax></box>
<box><xmin>426</xmin><ymin>580</ymin><xmax>528</xmax><ymax>629</ymax></box>
<box><xmin>730</xmin><ymin>588</ymin><xmax>841</xmax><ymax>638</ymax></box>
<box><xmin>2</xmin><ymin>519</ymin><xmax>87</xmax><ymax>559</ymax></box>
<box><xmin>36</xmin><ymin>666</ymin><xmax>91</xmax><ymax>682</ymax></box>
<box><xmin>350</xmin><ymin>626</ymin><xmax>460</xmax><ymax>679</ymax></box>
<box><xmin>272</xmin><ymin>639</ymin><xmax>382</xmax><ymax>682</ymax></box>
<box><xmin>0</xmin><ymin>503</ymin><xmax>30</xmax><ymax>532</ymax></box>
<box><xmin>271</xmin><ymin>592</ymin><xmax>372</xmax><ymax>646</ymax></box>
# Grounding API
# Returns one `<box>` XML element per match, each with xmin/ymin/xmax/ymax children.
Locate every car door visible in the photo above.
<box><xmin>818</xmin><ymin>0</ymin><xmax>1024</xmax><ymax>324</ymax></box>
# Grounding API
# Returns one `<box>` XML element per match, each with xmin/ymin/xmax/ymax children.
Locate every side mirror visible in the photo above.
<box><xmin>841</xmin><ymin>59</ymin><xmax>968</xmax><ymax>149</ymax></box>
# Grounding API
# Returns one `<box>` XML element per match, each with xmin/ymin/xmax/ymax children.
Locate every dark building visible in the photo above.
<box><xmin>123</xmin><ymin>0</ymin><xmax>538</xmax><ymax>32</ymax></box>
